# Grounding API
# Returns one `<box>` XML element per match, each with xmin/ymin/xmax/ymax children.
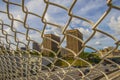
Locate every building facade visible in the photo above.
<box><xmin>99</xmin><ymin>47</ymin><xmax>120</xmax><ymax>58</ymax></box>
<box><xmin>33</xmin><ymin>41</ymin><xmax>41</xmax><ymax>51</ymax></box>
<box><xmin>66</xmin><ymin>29</ymin><xmax>83</xmax><ymax>57</ymax></box>
<box><xmin>43</xmin><ymin>34</ymin><xmax>60</xmax><ymax>56</ymax></box>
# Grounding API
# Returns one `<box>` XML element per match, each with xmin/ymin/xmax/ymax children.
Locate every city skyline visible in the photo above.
<box><xmin>32</xmin><ymin>29</ymin><xmax>83</xmax><ymax>57</ymax></box>
<box><xmin>0</xmin><ymin>0</ymin><xmax>120</xmax><ymax>52</ymax></box>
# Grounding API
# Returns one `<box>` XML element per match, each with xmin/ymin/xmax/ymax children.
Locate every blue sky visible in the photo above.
<box><xmin>0</xmin><ymin>0</ymin><xmax>120</xmax><ymax>52</ymax></box>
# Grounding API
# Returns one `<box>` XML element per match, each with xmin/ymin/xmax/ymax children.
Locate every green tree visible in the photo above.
<box><xmin>87</xmin><ymin>53</ymin><xmax>101</xmax><ymax>63</ymax></box>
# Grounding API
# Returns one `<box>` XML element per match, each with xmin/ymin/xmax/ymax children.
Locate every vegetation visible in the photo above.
<box><xmin>54</xmin><ymin>52</ymin><xmax>101</xmax><ymax>67</ymax></box>
<box><xmin>86</xmin><ymin>53</ymin><xmax>101</xmax><ymax>64</ymax></box>
<box><xmin>80</xmin><ymin>52</ymin><xmax>101</xmax><ymax>62</ymax></box>
<box><xmin>13</xmin><ymin>50</ymin><xmax>101</xmax><ymax>67</ymax></box>
<box><xmin>55</xmin><ymin>58</ymin><xmax>88</xmax><ymax>67</ymax></box>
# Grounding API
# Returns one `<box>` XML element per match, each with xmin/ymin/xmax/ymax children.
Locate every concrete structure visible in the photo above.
<box><xmin>61</xmin><ymin>48</ymin><xmax>68</xmax><ymax>57</ymax></box>
<box><xmin>99</xmin><ymin>47</ymin><xmax>120</xmax><ymax>58</ymax></box>
<box><xmin>33</xmin><ymin>41</ymin><xmax>41</xmax><ymax>51</ymax></box>
<box><xmin>43</xmin><ymin>34</ymin><xmax>60</xmax><ymax>56</ymax></box>
<box><xmin>66</xmin><ymin>29</ymin><xmax>83</xmax><ymax>57</ymax></box>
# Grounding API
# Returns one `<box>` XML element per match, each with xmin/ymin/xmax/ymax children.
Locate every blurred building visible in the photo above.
<box><xmin>33</xmin><ymin>41</ymin><xmax>41</xmax><ymax>51</ymax></box>
<box><xmin>61</xmin><ymin>48</ymin><xmax>68</xmax><ymax>57</ymax></box>
<box><xmin>66</xmin><ymin>29</ymin><xmax>83</xmax><ymax>57</ymax></box>
<box><xmin>20</xmin><ymin>47</ymin><xmax>26</xmax><ymax>51</ymax></box>
<box><xmin>43</xmin><ymin>34</ymin><xmax>60</xmax><ymax>56</ymax></box>
<box><xmin>99</xmin><ymin>47</ymin><xmax>120</xmax><ymax>58</ymax></box>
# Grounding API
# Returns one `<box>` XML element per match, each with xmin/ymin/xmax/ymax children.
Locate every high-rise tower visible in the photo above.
<box><xmin>66</xmin><ymin>29</ymin><xmax>83</xmax><ymax>57</ymax></box>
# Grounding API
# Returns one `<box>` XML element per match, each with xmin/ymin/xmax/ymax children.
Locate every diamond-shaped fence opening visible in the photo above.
<box><xmin>0</xmin><ymin>0</ymin><xmax>120</xmax><ymax>80</ymax></box>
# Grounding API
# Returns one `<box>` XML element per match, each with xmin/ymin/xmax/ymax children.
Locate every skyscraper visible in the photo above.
<box><xmin>43</xmin><ymin>34</ymin><xmax>60</xmax><ymax>56</ymax></box>
<box><xmin>66</xmin><ymin>29</ymin><xmax>83</xmax><ymax>57</ymax></box>
<box><xmin>33</xmin><ymin>41</ymin><xmax>41</xmax><ymax>51</ymax></box>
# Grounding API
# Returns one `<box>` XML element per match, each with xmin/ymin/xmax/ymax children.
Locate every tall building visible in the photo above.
<box><xmin>66</xmin><ymin>29</ymin><xmax>83</xmax><ymax>57</ymax></box>
<box><xmin>33</xmin><ymin>41</ymin><xmax>41</xmax><ymax>51</ymax></box>
<box><xmin>43</xmin><ymin>34</ymin><xmax>60</xmax><ymax>56</ymax></box>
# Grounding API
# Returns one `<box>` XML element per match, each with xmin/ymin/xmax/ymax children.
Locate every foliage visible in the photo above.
<box><xmin>78</xmin><ymin>52</ymin><xmax>101</xmax><ymax>64</ymax></box>
<box><xmin>55</xmin><ymin>58</ymin><xmax>88</xmax><ymax>67</ymax></box>
<box><xmin>85</xmin><ymin>53</ymin><xmax>101</xmax><ymax>64</ymax></box>
<box><xmin>30</xmin><ymin>51</ymin><xmax>40</xmax><ymax>55</ymax></box>
<box><xmin>48</xmin><ymin>52</ymin><xmax>101</xmax><ymax>67</ymax></box>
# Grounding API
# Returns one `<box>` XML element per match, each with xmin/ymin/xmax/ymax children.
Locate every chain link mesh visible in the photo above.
<box><xmin>0</xmin><ymin>0</ymin><xmax>120</xmax><ymax>80</ymax></box>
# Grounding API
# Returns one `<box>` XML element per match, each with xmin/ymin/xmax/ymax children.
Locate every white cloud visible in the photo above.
<box><xmin>29</xmin><ymin>32</ymin><xmax>42</xmax><ymax>43</ymax></box>
<box><xmin>49</xmin><ymin>0</ymin><xmax>72</xmax><ymax>8</ymax></box>
<box><xmin>94</xmin><ymin>32</ymin><xmax>105</xmax><ymax>39</ymax></box>
<box><xmin>79</xmin><ymin>0</ymin><xmax>105</xmax><ymax>14</ymax></box>
<box><xmin>45</xmin><ymin>13</ymin><xmax>55</xmax><ymax>23</ymax></box>
<box><xmin>45</xmin><ymin>26</ymin><xmax>62</xmax><ymax>37</ymax></box>
<box><xmin>108</xmin><ymin>16</ymin><xmax>120</xmax><ymax>34</ymax></box>
<box><xmin>9</xmin><ymin>7</ymin><xmax>25</xmax><ymax>21</ymax></box>
<box><xmin>26</xmin><ymin>0</ymin><xmax>46</xmax><ymax>16</ymax></box>
<box><xmin>77</xmin><ymin>27</ymin><xmax>105</xmax><ymax>40</ymax></box>
<box><xmin>95</xmin><ymin>41</ymin><xmax>101</xmax><ymax>45</ymax></box>
<box><xmin>73</xmin><ymin>0</ymin><xmax>107</xmax><ymax>22</ymax></box>
<box><xmin>78</xmin><ymin>27</ymin><xmax>91</xmax><ymax>38</ymax></box>
<box><xmin>87</xmin><ymin>34</ymin><xmax>116</xmax><ymax>49</ymax></box>
<box><xmin>82</xmin><ymin>21</ymin><xmax>91</xmax><ymax>27</ymax></box>
<box><xmin>71</xmin><ymin>18</ymin><xmax>81</xmax><ymax>25</ymax></box>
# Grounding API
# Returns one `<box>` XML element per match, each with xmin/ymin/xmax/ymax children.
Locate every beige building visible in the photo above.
<box><xmin>65</xmin><ymin>29</ymin><xmax>83</xmax><ymax>57</ymax></box>
<box><xmin>99</xmin><ymin>47</ymin><xmax>120</xmax><ymax>58</ymax></box>
<box><xmin>43</xmin><ymin>34</ymin><xmax>60</xmax><ymax>56</ymax></box>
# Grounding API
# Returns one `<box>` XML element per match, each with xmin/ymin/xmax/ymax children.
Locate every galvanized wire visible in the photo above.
<box><xmin>0</xmin><ymin>0</ymin><xmax>120</xmax><ymax>80</ymax></box>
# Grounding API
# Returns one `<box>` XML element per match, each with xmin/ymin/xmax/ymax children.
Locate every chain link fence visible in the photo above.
<box><xmin>0</xmin><ymin>0</ymin><xmax>120</xmax><ymax>80</ymax></box>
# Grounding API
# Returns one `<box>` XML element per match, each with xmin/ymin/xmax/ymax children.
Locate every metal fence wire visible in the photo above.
<box><xmin>0</xmin><ymin>0</ymin><xmax>120</xmax><ymax>80</ymax></box>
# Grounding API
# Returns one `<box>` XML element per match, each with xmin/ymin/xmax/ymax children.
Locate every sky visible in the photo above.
<box><xmin>0</xmin><ymin>0</ymin><xmax>120</xmax><ymax>52</ymax></box>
